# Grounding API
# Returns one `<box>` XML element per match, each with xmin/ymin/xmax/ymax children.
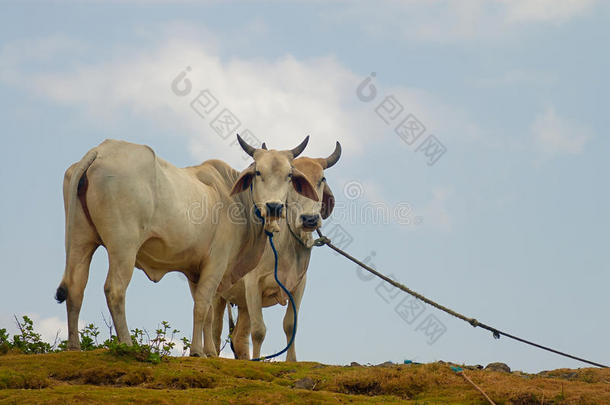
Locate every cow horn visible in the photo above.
<box><xmin>290</xmin><ymin>136</ymin><xmax>309</xmax><ymax>158</ymax></box>
<box><xmin>324</xmin><ymin>141</ymin><xmax>342</xmax><ymax>169</ymax></box>
<box><xmin>261</xmin><ymin>142</ymin><xmax>268</xmax><ymax>150</ymax></box>
<box><xmin>236</xmin><ymin>134</ymin><xmax>257</xmax><ymax>157</ymax></box>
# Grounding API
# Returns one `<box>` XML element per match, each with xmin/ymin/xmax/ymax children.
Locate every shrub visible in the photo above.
<box><xmin>11</xmin><ymin>316</ymin><xmax>54</xmax><ymax>354</ymax></box>
<box><xmin>80</xmin><ymin>323</ymin><xmax>101</xmax><ymax>351</ymax></box>
<box><xmin>103</xmin><ymin>321</ymin><xmax>182</xmax><ymax>364</ymax></box>
<box><xmin>1</xmin><ymin>315</ymin><xmax>189</xmax><ymax>363</ymax></box>
<box><xmin>0</xmin><ymin>328</ymin><xmax>10</xmax><ymax>354</ymax></box>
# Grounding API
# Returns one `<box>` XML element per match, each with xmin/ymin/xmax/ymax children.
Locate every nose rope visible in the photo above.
<box><xmin>284</xmin><ymin>195</ymin><xmax>318</xmax><ymax>248</ymax></box>
<box><xmin>250</xmin><ymin>183</ymin><xmax>264</xmax><ymax>223</ymax></box>
<box><xmin>251</xmin><ymin>232</ymin><xmax>298</xmax><ymax>361</ymax></box>
<box><xmin>285</xmin><ymin>214</ymin><xmax>310</xmax><ymax>248</ymax></box>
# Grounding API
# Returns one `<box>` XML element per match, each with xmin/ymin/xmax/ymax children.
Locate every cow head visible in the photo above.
<box><xmin>230</xmin><ymin>134</ymin><xmax>319</xmax><ymax>232</ymax></box>
<box><xmin>286</xmin><ymin>141</ymin><xmax>341</xmax><ymax>238</ymax></box>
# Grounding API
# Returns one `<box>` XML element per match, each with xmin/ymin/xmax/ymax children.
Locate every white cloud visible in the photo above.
<box><xmin>0</xmin><ymin>28</ymin><xmax>482</xmax><ymax>168</ymax></box>
<box><xmin>500</xmin><ymin>0</ymin><xmax>598</xmax><ymax>24</ymax></box>
<box><xmin>1</xmin><ymin>313</ymin><xmax>85</xmax><ymax>346</ymax></box>
<box><xmin>531</xmin><ymin>107</ymin><xmax>590</xmax><ymax>157</ymax></box>
<box><xmin>329</xmin><ymin>0</ymin><xmax>599</xmax><ymax>43</ymax></box>
<box><xmin>0</xmin><ymin>34</ymin><xmax>377</xmax><ymax>165</ymax></box>
<box><xmin>35</xmin><ymin>316</ymin><xmax>69</xmax><ymax>345</ymax></box>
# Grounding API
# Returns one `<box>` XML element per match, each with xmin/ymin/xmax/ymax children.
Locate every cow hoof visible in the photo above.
<box><xmin>190</xmin><ymin>352</ymin><xmax>202</xmax><ymax>358</ymax></box>
<box><xmin>236</xmin><ymin>352</ymin><xmax>250</xmax><ymax>360</ymax></box>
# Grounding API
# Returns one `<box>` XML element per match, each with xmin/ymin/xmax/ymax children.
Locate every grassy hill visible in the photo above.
<box><xmin>0</xmin><ymin>350</ymin><xmax>608</xmax><ymax>404</ymax></box>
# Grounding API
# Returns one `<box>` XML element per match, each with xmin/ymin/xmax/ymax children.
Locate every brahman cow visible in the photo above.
<box><xmin>208</xmin><ymin>142</ymin><xmax>341</xmax><ymax>360</ymax></box>
<box><xmin>55</xmin><ymin>136</ymin><xmax>318</xmax><ymax>357</ymax></box>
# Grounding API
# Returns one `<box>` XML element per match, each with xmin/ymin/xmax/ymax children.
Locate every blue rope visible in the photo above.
<box><xmin>246</xmin><ymin>186</ymin><xmax>297</xmax><ymax>361</ymax></box>
<box><xmin>250</xmin><ymin>231</ymin><xmax>298</xmax><ymax>361</ymax></box>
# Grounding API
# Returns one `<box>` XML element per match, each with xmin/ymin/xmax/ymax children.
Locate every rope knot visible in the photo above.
<box><xmin>313</xmin><ymin>236</ymin><xmax>331</xmax><ymax>247</ymax></box>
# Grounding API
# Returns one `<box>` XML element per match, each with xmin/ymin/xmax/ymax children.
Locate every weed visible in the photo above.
<box><xmin>180</xmin><ymin>336</ymin><xmax>191</xmax><ymax>357</ymax></box>
<box><xmin>11</xmin><ymin>316</ymin><xmax>55</xmax><ymax>354</ymax></box>
<box><xmin>0</xmin><ymin>328</ymin><xmax>10</xmax><ymax>354</ymax></box>
<box><xmin>1</xmin><ymin>315</ymin><xmax>186</xmax><ymax>364</ymax></box>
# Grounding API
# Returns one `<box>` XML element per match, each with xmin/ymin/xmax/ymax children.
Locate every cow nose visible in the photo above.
<box><xmin>300</xmin><ymin>214</ymin><xmax>320</xmax><ymax>228</ymax></box>
<box><xmin>266</xmin><ymin>202</ymin><xmax>284</xmax><ymax>217</ymax></box>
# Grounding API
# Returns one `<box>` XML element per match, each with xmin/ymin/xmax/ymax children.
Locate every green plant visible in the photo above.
<box><xmin>102</xmin><ymin>322</ymin><xmax>180</xmax><ymax>364</ymax></box>
<box><xmin>1</xmin><ymin>316</ymin><xmax>190</xmax><ymax>362</ymax></box>
<box><xmin>181</xmin><ymin>336</ymin><xmax>191</xmax><ymax>357</ymax></box>
<box><xmin>149</xmin><ymin>321</ymin><xmax>179</xmax><ymax>358</ymax></box>
<box><xmin>0</xmin><ymin>328</ymin><xmax>10</xmax><ymax>354</ymax></box>
<box><xmin>104</xmin><ymin>335</ymin><xmax>159</xmax><ymax>364</ymax></box>
<box><xmin>11</xmin><ymin>316</ymin><xmax>53</xmax><ymax>354</ymax></box>
<box><xmin>131</xmin><ymin>328</ymin><xmax>146</xmax><ymax>346</ymax></box>
<box><xmin>80</xmin><ymin>323</ymin><xmax>101</xmax><ymax>351</ymax></box>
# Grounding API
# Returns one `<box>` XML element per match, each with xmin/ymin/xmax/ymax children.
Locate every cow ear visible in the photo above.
<box><xmin>230</xmin><ymin>166</ymin><xmax>255</xmax><ymax>196</ymax></box>
<box><xmin>321</xmin><ymin>182</ymin><xmax>334</xmax><ymax>219</ymax></box>
<box><xmin>291</xmin><ymin>168</ymin><xmax>319</xmax><ymax>201</ymax></box>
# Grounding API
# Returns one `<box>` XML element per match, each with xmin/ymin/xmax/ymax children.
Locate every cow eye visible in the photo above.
<box><xmin>255</xmin><ymin>170</ymin><xmax>261</xmax><ymax>176</ymax></box>
<box><xmin>287</xmin><ymin>173</ymin><xmax>293</xmax><ymax>179</ymax></box>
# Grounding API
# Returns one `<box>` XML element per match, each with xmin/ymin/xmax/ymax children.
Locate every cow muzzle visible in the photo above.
<box><xmin>266</xmin><ymin>202</ymin><xmax>284</xmax><ymax>218</ymax></box>
<box><xmin>300</xmin><ymin>214</ymin><xmax>321</xmax><ymax>230</ymax></box>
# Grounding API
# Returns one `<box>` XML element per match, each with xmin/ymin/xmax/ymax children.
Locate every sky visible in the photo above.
<box><xmin>0</xmin><ymin>0</ymin><xmax>608</xmax><ymax>373</ymax></box>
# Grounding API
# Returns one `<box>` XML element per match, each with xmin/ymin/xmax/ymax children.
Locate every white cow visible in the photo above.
<box><xmin>209</xmin><ymin>143</ymin><xmax>341</xmax><ymax>361</ymax></box>
<box><xmin>55</xmin><ymin>136</ymin><xmax>318</xmax><ymax>357</ymax></box>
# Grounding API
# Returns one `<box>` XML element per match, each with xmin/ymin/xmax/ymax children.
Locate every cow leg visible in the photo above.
<box><xmin>188</xmin><ymin>279</ymin><xmax>197</xmax><ymax>299</ymax></box>
<box><xmin>60</xmin><ymin>163</ymin><xmax>100</xmax><ymax>350</ymax></box>
<box><xmin>187</xmin><ymin>279</ymin><xmax>203</xmax><ymax>353</ymax></box>
<box><xmin>212</xmin><ymin>295</ymin><xmax>226</xmax><ymax>354</ymax></box>
<box><xmin>104</xmin><ymin>248</ymin><xmax>137</xmax><ymax>345</ymax></box>
<box><xmin>190</xmin><ymin>257</ymin><xmax>228</xmax><ymax>357</ymax></box>
<box><xmin>245</xmin><ymin>285</ymin><xmax>266</xmax><ymax>360</ymax></box>
<box><xmin>203</xmin><ymin>300</ymin><xmax>222</xmax><ymax>358</ymax></box>
<box><xmin>233</xmin><ymin>306</ymin><xmax>251</xmax><ymax>360</ymax></box>
<box><xmin>189</xmin><ymin>280</ymin><xmax>225</xmax><ymax>357</ymax></box>
<box><xmin>64</xmin><ymin>242</ymin><xmax>98</xmax><ymax>350</ymax></box>
<box><xmin>283</xmin><ymin>274</ymin><xmax>307</xmax><ymax>362</ymax></box>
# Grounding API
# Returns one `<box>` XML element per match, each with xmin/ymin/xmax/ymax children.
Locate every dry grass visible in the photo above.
<box><xmin>0</xmin><ymin>351</ymin><xmax>608</xmax><ymax>404</ymax></box>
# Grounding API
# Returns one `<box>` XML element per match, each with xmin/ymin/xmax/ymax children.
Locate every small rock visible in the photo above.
<box><xmin>513</xmin><ymin>371</ymin><xmax>532</xmax><ymax>379</ymax></box>
<box><xmin>485</xmin><ymin>362</ymin><xmax>511</xmax><ymax>373</ymax></box>
<box><xmin>350</xmin><ymin>362</ymin><xmax>361</xmax><ymax>367</ymax></box>
<box><xmin>294</xmin><ymin>377</ymin><xmax>315</xmax><ymax>390</ymax></box>
<box><xmin>463</xmin><ymin>364</ymin><xmax>484</xmax><ymax>371</ymax></box>
<box><xmin>538</xmin><ymin>370</ymin><xmax>552</xmax><ymax>379</ymax></box>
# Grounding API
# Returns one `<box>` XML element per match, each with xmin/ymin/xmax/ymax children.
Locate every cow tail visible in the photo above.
<box><xmin>227</xmin><ymin>303</ymin><xmax>237</xmax><ymax>358</ymax></box>
<box><xmin>55</xmin><ymin>149</ymin><xmax>98</xmax><ymax>303</ymax></box>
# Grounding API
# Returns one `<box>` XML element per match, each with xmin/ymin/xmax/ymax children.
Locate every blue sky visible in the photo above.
<box><xmin>1</xmin><ymin>1</ymin><xmax>608</xmax><ymax>372</ymax></box>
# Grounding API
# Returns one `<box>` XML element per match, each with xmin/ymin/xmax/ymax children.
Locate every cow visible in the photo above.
<box><xmin>55</xmin><ymin>135</ymin><xmax>319</xmax><ymax>357</ymax></box>
<box><xmin>207</xmin><ymin>142</ymin><xmax>341</xmax><ymax>361</ymax></box>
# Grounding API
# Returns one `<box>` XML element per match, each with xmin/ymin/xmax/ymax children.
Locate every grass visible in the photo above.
<box><xmin>0</xmin><ymin>351</ymin><xmax>608</xmax><ymax>404</ymax></box>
